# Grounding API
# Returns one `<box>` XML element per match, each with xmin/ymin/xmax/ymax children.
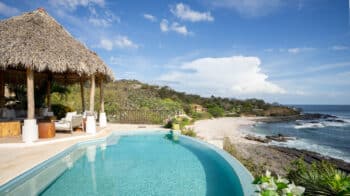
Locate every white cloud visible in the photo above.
<box><xmin>88</xmin><ymin>18</ymin><xmax>110</xmax><ymax>27</ymax></box>
<box><xmin>143</xmin><ymin>13</ymin><xmax>157</xmax><ymax>22</ymax></box>
<box><xmin>210</xmin><ymin>0</ymin><xmax>282</xmax><ymax>17</ymax></box>
<box><xmin>114</xmin><ymin>36</ymin><xmax>139</xmax><ymax>49</ymax></box>
<box><xmin>287</xmin><ymin>47</ymin><xmax>314</xmax><ymax>54</ymax></box>
<box><xmin>50</xmin><ymin>0</ymin><xmax>105</xmax><ymax>10</ymax></box>
<box><xmin>110</xmin><ymin>56</ymin><xmax>121</xmax><ymax>65</ymax></box>
<box><xmin>171</xmin><ymin>3</ymin><xmax>214</xmax><ymax>22</ymax></box>
<box><xmin>160</xmin><ymin>19</ymin><xmax>189</xmax><ymax>36</ymax></box>
<box><xmin>99</xmin><ymin>36</ymin><xmax>138</xmax><ymax>50</ymax></box>
<box><xmin>88</xmin><ymin>15</ymin><xmax>120</xmax><ymax>27</ymax></box>
<box><xmin>159</xmin><ymin>56</ymin><xmax>285</xmax><ymax>96</ymax></box>
<box><xmin>99</xmin><ymin>39</ymin><xmax>114</xmax><ymax>50</ymax></box>
<box><xmin>87</xmin><ymin>7</ymin><xmax>119</xmax><ymax>27</ymax></box>
<box><xmin>287</xmin><ymin>48</ymin><xmax>300</xmax><ymax>54</ymax></box>
<box><xmin>0</xmin><ymin>2</ymin><xmax>20</xmax><ymax>17</ymax></box>
<box><xmin>170</xmin><ymin>22</ymin><xmax>189</xmax><ymax>35</ymax></box>
<box><xmin>160</xmin><ymin>19</ymin><xmax>169</xmax><ymax>32</ymax></box>
<box><xmin>330</xmin><ymin>45</ymin><xmax>349</xmax><ymax>51</ymax></box>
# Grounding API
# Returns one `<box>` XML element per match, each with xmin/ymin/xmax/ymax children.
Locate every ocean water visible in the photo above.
<box><xmin>247</xmin><ymin>105</ymin><xmax>350</xmax><ymax>162</ymax></box>
<box><xmin>39</xmin><ymin>134</ymin><xmax>244</xmax><ymax>196</ymax></box>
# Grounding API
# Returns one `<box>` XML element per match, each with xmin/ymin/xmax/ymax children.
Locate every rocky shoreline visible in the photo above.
<box><xmin>270</xmin><ymin>146</ymin><xmax>350</xmax><ymax>173</ymax></box>
<box><xmin>245</xmin><ymin>116</ymin><xmax>350</xmax><ymax>174</ymax></box>
<box><xmin>193</xmin><ymin>117</ymin><xmax>350</xmax><ymax>177</ymax></box>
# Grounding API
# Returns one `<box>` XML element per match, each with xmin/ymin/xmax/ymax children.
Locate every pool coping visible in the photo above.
<box><xmin>181</xmin><ymin>134</ymin><xmax>257</xmax><ymax>196</ymax></box>
<box><xmin>0</xmin><ymin>130</ymin><xmax>257</xmax><ymax>195</ymax></box>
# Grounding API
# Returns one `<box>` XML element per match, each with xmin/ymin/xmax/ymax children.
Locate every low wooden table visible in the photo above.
<box><xmin>38</xmin><ymin>121</ymin><xmax>55</xmax><ymax>138</ymax></box>
<box><xmin>0</xmin><ymin>121</ymin><xmax>21</xmax><ymax>137</ymax></box>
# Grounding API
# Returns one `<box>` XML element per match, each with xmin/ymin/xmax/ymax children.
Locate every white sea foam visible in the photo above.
<box><xmin>294</xmin><ymin>119</ymin><xmax>350</xmax><ymax>129</ymax></box>
<box><xmin>271</xmin><ymin>139</ymin><xmax>350</xmax><ymax>163</ymax></box>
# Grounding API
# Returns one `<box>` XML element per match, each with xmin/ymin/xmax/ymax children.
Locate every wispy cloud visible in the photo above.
<box><xmin>114</xmin><ymin>36</ymin><xmax>138</xmax><ymax>49</ymax></box>
<box><xmin>210</xmin><ymin>0</ymin><xmax>282</xmax><ymax>17</ymax></box>
<box><xmin>49</xmin><ymin>0</ymin><xmax>105</xmax><ymax>10</ymax></box>
<box><xmin>99</xmin><ymin>36</ymin><xmax>138</xmax><ymax>50</ymax></box>
<box><xmin>87</xmin><ymin>6</ymin><xmax>119</xmax><ymax>27</ymax></box>
<box><xmin>264</xmin><ymin>48</ymin><xmax>274</xmax><ymax>52</ymax></box>
<box><xmin>0</xmin><ymin>2</ymin><xmax>20</xmax><ymax>17</ymax></box>
<box><xmin>143</xmin><ymin>13</ymin><xmax>157</xmax><ymax>22</ymax></box>
<box><xmin>307</xmin><ymin>61</ymin><xmax>350</xmax><ymax>72</ymax></box>
<box><xmin>170</xmin><ymin>3</ymin><xmax>214</xmax><ymax>22</ymax></box>
<box><xmin>159</xmin><ymin>56</ymin><xmax>285</xmax><ymax>96</ymax></box>
<box><xmin>330</xmin><ymin>45</ymin><xmax>349</xmax><ymax>51</ymax></box>
<box><xmin>287</xmin><ymin>47</ymin><xmax>315</xmax><ymax>54</ymax></box>
<box><xmin>88</xmin><ymin>17</ymin><xmax>117</xmax><ymax>27</ymax></box>
<box><xmin>271</xmin><ymin>61</ymin><xmax>350</xmax><ymax>79</ymax></box>
<box><xmin>160</xmin><ymin>19</ymin><xmax>190</xmax><ymax>36</ymax></box>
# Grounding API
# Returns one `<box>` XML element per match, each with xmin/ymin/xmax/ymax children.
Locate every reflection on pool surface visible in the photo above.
<box><xmin>2</xmin><ymin>132</ymin><xmax>254</xmax><ymax>196</ymax></box>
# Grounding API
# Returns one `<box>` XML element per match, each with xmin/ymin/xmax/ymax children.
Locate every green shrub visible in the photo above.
<box><xmin>225</xmin><ymin>113</ymin><xmax>240</xmax><ymax>117</ymax></box>
<box><xmin>287</xmin><ymin>159</ymin><xmax>350</xmax><ymax>196</ymax></box>
<box><xmin>207</xmin><ymin>105</ymin><xmax>225</xmax><ymax>117</ymax></box>
<box><xmin>164</xmin><ymin>120</ymin><xmax>173</xmax><ymax>128</ymax></box>
<box><xmin>191</xmin><ymin>112</ymin><xmax>212</xmax><ymax>120</ymax></box>
<box><xmin>181</xmin><ymin>128</ymin><xmax>196</xmax><ymax>137</ymax></box>
<box><xmin>51</xmin><ymin>104</ymin><xmax>73</xmax><ymax>119</ymax></box>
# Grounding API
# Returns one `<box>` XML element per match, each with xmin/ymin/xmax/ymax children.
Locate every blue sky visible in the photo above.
<box><xmin>1</xmin><ymin>0</ymin><xmax>350</xmax><ymax>104</ymax></box>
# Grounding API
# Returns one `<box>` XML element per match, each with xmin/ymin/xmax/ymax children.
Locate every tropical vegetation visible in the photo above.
<box><xmin>254</xmin><ymin>170</ymin><xmax>305</xmax><ymax>196</ymax></box>
<box><xmin>287</xmin><ymin>159</ymin><xmax>350</xmax><ymax>196</ymax></box>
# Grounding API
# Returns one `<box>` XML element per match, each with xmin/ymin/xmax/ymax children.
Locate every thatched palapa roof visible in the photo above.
<box><xmin>0</xmin><ymin>8</ymin><xmax>114</xmax><ymax>83</ymax></box>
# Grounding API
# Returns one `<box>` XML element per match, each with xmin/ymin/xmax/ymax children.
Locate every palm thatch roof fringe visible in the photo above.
<box><xmin>0</xmin><ymin>8</ymin><xmax>114</xmax><ymax>81</ymax></box>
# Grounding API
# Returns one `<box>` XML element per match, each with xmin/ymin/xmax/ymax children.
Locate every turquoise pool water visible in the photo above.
<box><xmin>1</xmin><ymin>132</ymin><xmax>255</xmax><ymax>196</ymax></box>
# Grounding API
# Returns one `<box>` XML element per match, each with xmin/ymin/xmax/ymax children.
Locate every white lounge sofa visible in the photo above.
<box><xmin>55</xmin><ymin>112</ymin><xmax>83</xmax><ymax>133</ymax></box>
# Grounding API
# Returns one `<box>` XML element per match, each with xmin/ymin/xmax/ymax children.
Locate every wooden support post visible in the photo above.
<box><xmin>46</xmin><ymin>75</ymin><xmax>51</xmax><ymax>111</ymax></box>
<box><xmin>99</xmin><ymin>78</ymin><xmax>104</xmax><ymax>113</ymax></box>
<box><xmin>0</xmin><ymin>71</ymin><xmax>4</xmax><ymax>107</ymax></box>
<box><xmin>80</xmin><ymin>79</ymin><xmax>85</xmax><ymax>112</ymax></box>
<box><xmin>27</xmin><ymin>68</ymin><xmax>35</xmax><ymax>119</ymax></box>
<box><xmin>89</xmin><ymin>74</ymin><xmax>95</xmax><ymax>113</ymax></box>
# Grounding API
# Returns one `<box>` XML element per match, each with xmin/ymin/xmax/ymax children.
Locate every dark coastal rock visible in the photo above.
<box><xmin>325</xmin><ymin>119</ymin><xmax>346</xmax><ymax>123</ymax></box>
<box><xmin>270</xmin><ymin>146</ymin><xmax>350</xmax><ymax>173</ymax></box>
<box><xmin>266</xmin><ymin>134</ymin><xmax>295</xmax><ymax>142</ymax></box>
<box><xmin>244</xmin><ymin>134</ymin><xmax>295</xmax><ymax>143</ymax></box>
<box><xmin>244</xmin><ymin>134</ymin><xmax>271</xmax><ymax>143</ymax></box>
<box><xmin>301</xmin><ymin>113</ymin><xmax>337</xmax><ymax>120</ymax></box>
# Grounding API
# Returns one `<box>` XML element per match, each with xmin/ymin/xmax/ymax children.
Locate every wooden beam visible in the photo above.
<box><xmin>99</xmin><ymin>78</ymin><xmax>104</xmax><ymax>113</ymax></box>
<box><xmin>89</xmin><ymin>74</ymin><xmax>95</xmax><ymax>113</ymax></box>
<box><xmin>27</xmin><ymin>68</ymin><xmax>35</xmax><ymax>119</ymax></box>
<box><xmin>0</xmin><ymin>71</ymin><xmax>4</xmax><ymax>107</ymax></box>
<box><xmin>46</xmin><ymin>74</ymin><xmax>51</xmax><ymax>111</ymax></box>
<box><xmin>80</xmin><ymin>79</ymin><xmax>85</xmax><ymax>112</ymax></box>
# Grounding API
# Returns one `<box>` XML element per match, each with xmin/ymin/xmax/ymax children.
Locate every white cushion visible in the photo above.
<box><xmin>65</xmin><ymin>112</ymin><xmax>77</xmax><ymax>121</ymax></box>
<box><xmin>55</xmin><ymin>121</ymin><xmax>70</xmax><ymax>130</ymax></box>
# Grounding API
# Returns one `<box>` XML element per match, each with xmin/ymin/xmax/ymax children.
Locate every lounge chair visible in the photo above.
<box><xmin>55</xmin><ymin>112</ymin><xmax>84</xmax><ymax>133</ymax></box>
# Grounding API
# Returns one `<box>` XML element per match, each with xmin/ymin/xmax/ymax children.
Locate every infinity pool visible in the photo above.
<box><xmin>1</xmin><ymin>132</ymin><xmax>255</xmax><ymax>196</ymax></box>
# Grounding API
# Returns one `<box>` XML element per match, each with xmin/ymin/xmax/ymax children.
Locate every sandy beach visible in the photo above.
<box><xmin>193</xmin><ymin>117</ymin><xmax>257</xmax><ymax>143</ymax></box>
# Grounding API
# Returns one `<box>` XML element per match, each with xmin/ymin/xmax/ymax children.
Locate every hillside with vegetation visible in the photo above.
<box><xmin>50</xmin><ymin>79</ymin><xmax>299</xmax><ymax>121</ymax></box>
